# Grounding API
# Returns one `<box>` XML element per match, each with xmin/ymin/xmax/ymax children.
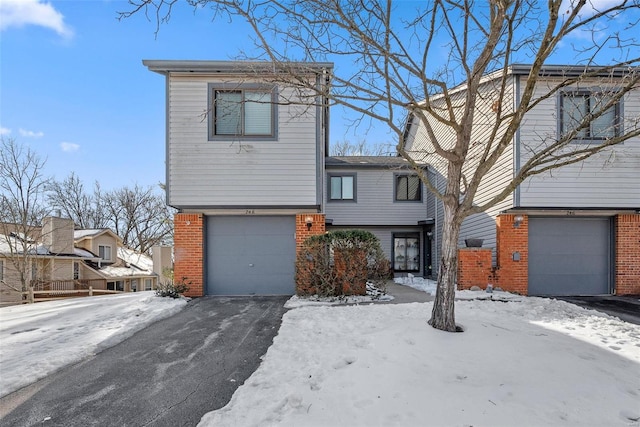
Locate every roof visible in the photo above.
<box><xmin>74</xmin><ymin>229</ymin><xmax>122</xmax><ymax>243</ymax></box>
<box><xmin>143</xmin><ymin>60</ymin><xmax>334</xmax><ymax>75</ymax></box>
<box><xmin>325</xmin><ymin>156</ymin><xmax>425</xmax><ymax>169</ymax></box>
<box><xmin>0</xmin><ymin>234</ymin><xmax>100</xmax><ymax>260</ymax></box>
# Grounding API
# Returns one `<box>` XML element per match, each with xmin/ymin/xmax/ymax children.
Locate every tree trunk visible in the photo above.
<box><xmin>429</xmin><ymin>202</ymin><xmax>462</xmax><ymax>332</ymax></box>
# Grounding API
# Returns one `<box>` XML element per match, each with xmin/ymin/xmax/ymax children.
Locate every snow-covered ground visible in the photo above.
<box><xmin>200</xmin><ymin>278</ymin><xmax>640</xmax><ymax>427</ymax></box>
<box><xmin>0</xmin><ymin>292</ymin><xmax>187</xmax><ymax>397</ymax></box>
<box><xmin>1</xmin><ymin>281</ymin><xmax>639</xmax><ymax>426</ymax></box>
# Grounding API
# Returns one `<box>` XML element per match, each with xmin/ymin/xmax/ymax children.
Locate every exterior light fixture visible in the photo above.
<box><xmin>513</xmin><ymin>215</ymin><xmax>524</xmax><ymax>228</ymax></box>
<box><xmin>305</xmin><ymin>216</ymin><xmax>314</xmax><ymax>231</ymax></box>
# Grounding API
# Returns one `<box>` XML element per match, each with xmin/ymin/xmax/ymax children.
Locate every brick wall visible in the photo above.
<box><xmin>615</xmin><ymin>214</ymin><xmax>640</xmax><ymax>295</ymax></box>
<box><xmin>457</xmin><ymin>248</ymin><xmax>493</xmax><ymax>290</ymax></box>
<box><xmin>173</xmin><ymin>213</ymin><xmax>204</xmax><ymax>297</ymax></box>
<box><xmin>295</xmin><ymin>214</ymin><xmax>326</xmax><ymax>252</ymax></box>
<box><xmin>494</xmin><ymin>214</ymin><xmax>528</xmax><ymax>294</ymax></box>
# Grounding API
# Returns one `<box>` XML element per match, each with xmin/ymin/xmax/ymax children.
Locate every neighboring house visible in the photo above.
<box><xmin>146</xmin><ymin>60</ymin><xmax>639</xmax><ymax>298</ymax></box>
<box><xmin>0</xmin><ymin>217</ymin><xmax>171</xmax><ymax>306</ymax></box>
<box><xmin>404</xmin><ymin>64</ymin><xmax>640</xmax><ymax>296</ymax></box>
<box><xmin>73</xmin><ymin>228</ymin><xmax>169</xmax><ymax>293</ymax></box>
<box><xmin>324</xmin><ymin>156</ymin><xmax>436</xmax><ymax>278</ymax></box>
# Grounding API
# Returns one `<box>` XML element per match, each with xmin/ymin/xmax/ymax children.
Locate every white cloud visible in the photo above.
<box><xmin>18</xmin><ymin>128</ymin><xmax>44</xmax><ymax>138</ymax></box>
<box><xmin>0</xmin><ymin>127</ymin><xmax>11</xmax><ymax>135</ymax></box>
<box><xmin>60</xmin><ymin>142</ymin><xmax>80</xmax><ymax>152</ymax></box>
<box><xmin>0</xmin><ymin>0</ymin><xmax>74</xmax><ymax>38</ymax></box>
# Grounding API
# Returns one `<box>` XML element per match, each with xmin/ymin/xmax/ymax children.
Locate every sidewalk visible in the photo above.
<box><xmin>382</xmin><ymin>280</ymin><xmax>434</xmax><ymax>304</ymax></box>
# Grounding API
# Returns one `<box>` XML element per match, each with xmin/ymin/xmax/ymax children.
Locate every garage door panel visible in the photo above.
<box><xmin>206</xmin><ymin>216</ymin><xmax>296</xmax><ymax>295</ymax></box>
<box><xmin>528</xmin><ymin>217</ymin><xmax>611</xmax><ymax>296</ymax></box>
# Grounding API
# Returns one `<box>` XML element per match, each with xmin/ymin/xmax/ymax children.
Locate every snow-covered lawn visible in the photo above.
<box><xmin>1</xmin><ymin>282</ymin><xmax>639</xmax><ymax>426</ymax></box>
<box><xmin>201</xmin><ymin>281</ymin><xmax>640</xmax><ymax>427</ymax></box>
<box><xmin>0</xmin><ymin>292</ymin><xmax>187</xmax><ymax>397</ymax></box>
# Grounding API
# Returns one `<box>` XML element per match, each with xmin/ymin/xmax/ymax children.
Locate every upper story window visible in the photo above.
<box><xmin>395</xmin><ymin>174</ymin><xmax>422</xmax><ymax>201</ymax></box>
<box><xmin>329</xmin><ymin>174</ymin><xmax>356</xmax><ymax>201</ymax></box>
<box><xmin>209</xmin><ymin>84</ymin><xmax>277</xmax><ymax>139</ymax></box>
<box><xmin>560</xmin><ymin>91</ymin><xmax>620</xmax><ymax>140</ymax></box>
<box><xmin>98</xmin><ymin>245</ymin><xmax>112</xmax><ymax>262</ymax></box>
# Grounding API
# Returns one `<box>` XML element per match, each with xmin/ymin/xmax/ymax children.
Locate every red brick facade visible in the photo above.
<box><xmin>295</xmin><ymin>213</ymin><xmax>326</xmax><ymax>252</ymax></box>
<box><xmin>615</xmin><ymin>214</ymin><xmax>640</xmax><ymax>295</ymax></box>
<box><xmin>457</xmin><ymin>213</ymin><xmax>640</xmax><ymax>295</ymax></box>
<box><xmin>173</xmin><ymin>213</ymin><xmax>204</xmax><ymax>297</ymax></box>
<box><xmin>494</xmin><ymin>214</ymin><xmax>528</xmax><ymax>294</ymax></box>
<box><xmin>457</xmin><ymin>248</ymin><xmax>493</xmax><ymax>290</ymax></box>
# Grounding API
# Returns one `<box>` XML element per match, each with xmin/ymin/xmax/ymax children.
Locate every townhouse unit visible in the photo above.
<box><xmin>404</xmin><ymin>64</ymin><xmax>640</xmax><ymax>296</ymax></box>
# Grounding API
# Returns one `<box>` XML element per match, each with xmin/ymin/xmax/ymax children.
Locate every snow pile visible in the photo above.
<box><xmin>200</xmin><ymin>298</ymin><xmax>640</xmax><ymax>427</ymax></box>
<box><xmin>285</xmin><ymin>282</ymin><xmax>394</xmax><ymax>309</ymax></box>
<box><xmin>0</xmin><ymin>292</ymin><xmax>187</xmax><ymax>397</ymax></box>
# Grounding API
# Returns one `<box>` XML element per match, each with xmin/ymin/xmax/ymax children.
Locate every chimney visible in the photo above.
<box><xmin>152</xmin><ymin>246</ymin><xmax>173</xmax><ymax>282</ymax></box>
<box><xmin>42</xmin><ymin>216</ymin><xmax>75</xmax><ymax>255</ymax></box>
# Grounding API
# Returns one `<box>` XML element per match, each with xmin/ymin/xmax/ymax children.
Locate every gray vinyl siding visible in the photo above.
<box><xmin>518</xmin><ymin>77</ymin><xmax>640</xmax><ymax>208</ymax></box>
<box><xmin>407</xmin><ymin>76</ymin><xmax>517</xmax><ymax>256</ymax></box>
<box><xmin>324</xmin><ymin>167</ymin><xmax>429</xmax><ymax>226</ymax></box>
<box><xmin>167</xmin><ymin>75</ymin><xmax>319</xmax><ymax>208</ymax></box>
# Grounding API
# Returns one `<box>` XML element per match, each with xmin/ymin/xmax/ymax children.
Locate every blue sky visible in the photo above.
<box><xmin>1</xmin><ymin>1</ymin><xmax>637</xmax><ymax>191</ymax></box>
<box><xmin>0</xmin><ymin>0</ymin><xmax>397</xmax><ymax>190</ymax></box>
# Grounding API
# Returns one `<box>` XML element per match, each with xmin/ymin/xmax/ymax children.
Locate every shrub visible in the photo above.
<box><xmin>295</xmin><ymin>230</ymin><xmax>390</xmax><ymax>296</ymax></box>
<box><xmin>156</xmin><ymin>269</ymin><xmax>191</xmax><ymax>298</ymax></box>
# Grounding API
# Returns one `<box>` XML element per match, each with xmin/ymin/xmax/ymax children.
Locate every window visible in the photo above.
<box><xmin>210</xmin><ymin>84</ymin><xmax>276</xmax><ymax>138</ymax></box>
<box><xmin>131</xmin><ymin>279</ymin><xmax>138</xmax><ymax>292</ymax></box>
<box><xmin>395</xmin><ymin>175</ymin><xmax>421</xmax><ymax>201</ymax></box>
<box><xmin>31</xmin><ymin>260</ymin><xmax>38</xmax><ymax>280</ymax></box>
<box><xmin>560</xmin><ymin>91</ymin><xmax>620</xmax><ymax>140</ymax></box>
<box><xmin>329</xmin><ymin>174</ymin><xmax>356</xmax><ymax>201</ymax></box>
<box><xmin>107</xmin><ymin>281</ymin><xmax>124</xmax><ymax>292</ymax></box>
<box><xmin>73</xmin><ymin>262</ymin><xmax>79</xmax><ymax>280</ymax></box>
<box><xmin>98</xmin><ymin>245</ymin><xmax>112</xmax><ymax>262</ymax></box>
<box><xmin>393</xmin><ymin>234</ymin><xmax>420</xmax><ymax>272</ymax></box>
<box><xmin>144</xmin><ymin>278</ymin><xmax>153</xmax><ymax>291</ymax></box>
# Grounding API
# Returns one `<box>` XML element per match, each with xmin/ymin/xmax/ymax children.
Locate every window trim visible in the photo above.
<box><xmin>392</xmin><ymin>233</ymin><xmax>421</xmax><ymax>273</ymax></box>
<box><xmin>559</xmin><ymin>90</ymin><xmax>622</xmax><ymax>142</ymax></box>
<box><xmin>208</xmin><ymin>83</ymin><xmax>278</xmax><ymax>141</ymax></box>
<box><xmin>394</xmin><ymin>173</ymin><xmax>422</xmax><ymax>202</ymax></box>
<box><xmin>327</xmin><ymin>173</ymin><xmax>357</xmax><ymax>202</ymax></box>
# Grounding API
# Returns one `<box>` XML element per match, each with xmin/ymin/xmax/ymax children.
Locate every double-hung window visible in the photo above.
<box><xmin>98</xmin><ymin>245</ymin><xmax>112</xmax><ymax>262</ymax></box>
<box><xmin>329</xmin><ymin>174</ymin><xmax>355</xmax><ymax>201</ymax></box>
<box><xmin>560</xmin><ymin>91</ymin><xmax>620</xmax><ymax>140</ymax></box>
<box><xmin>210</xmin><ymin>84</ymin><xmax>276</xmax><ymax>138</ymax></box>
<box><xmin>395</xmin><ymin>175</ymin><xmax>421</xmax><ymax>201</ymax></box>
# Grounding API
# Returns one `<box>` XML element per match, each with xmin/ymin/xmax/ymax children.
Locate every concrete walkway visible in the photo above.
<box><xmin>0</xmin><ymin>296</ymin><xmax>289</xmax><ymax>427</ymax></box>
<box><xmin>381</xmin><ymin>281</ymin><xmax>433</xmax><ymax>304</ymax></box>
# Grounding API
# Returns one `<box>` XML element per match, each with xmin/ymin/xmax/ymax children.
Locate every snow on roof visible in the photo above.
<box><xmin>73</xmin><ymin>229</ymin><xmax>107</xmax><ymax>239</ymax></box>
<box><xmin>118</xmin><ymin>247</ymin><xmax>153</xmax><ymax>272</ymax></box>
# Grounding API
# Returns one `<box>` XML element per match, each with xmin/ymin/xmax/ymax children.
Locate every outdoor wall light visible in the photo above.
<box><xmin>513</xmin><ymin>215</ymin><xmax>524</xmax><ymax>228</ymax></box>
<box><xmin>305</xmin><ymin>216</ymin><xmax>314</xmax><ymax>231</ymax></box>
<box><xmin>426</xmin><ymin>231</ymin><xmax>433</xmax><ymax>238</ymax></box>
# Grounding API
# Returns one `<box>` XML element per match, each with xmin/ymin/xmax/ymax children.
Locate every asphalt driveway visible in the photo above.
<box><xmin>553</xmin><ymin>295</ymin><xmax>640</xmax><ymax>325</ymax></box>
<box><xmin>0</xmin><ymin>296</ymin><xmax>290</xmax><ymax>427</ymax></box>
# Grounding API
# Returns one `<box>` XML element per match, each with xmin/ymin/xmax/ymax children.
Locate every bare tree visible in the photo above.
<box><xmin>330</xmin><ymin>140</ymin><xmax>394</xmax><ymax>156</ymax></box>
<box><xmin>0</xmin><ymin>137</ymin><xmax>51</xmax><ymax>302</ymax></box>
<box><xmin>121</xmin><ymin>0</ymin><xmax>640</xmax><ymax>331</ymax></box>
<box><xmin>47</xmin><ymin>173</ymin><xmax>110</xmax><ymax>229</ymax></box>
<box><xmin>101</xmin><ymin>184</ymin><xmax>174</xmax><ymax>254</ymax></box>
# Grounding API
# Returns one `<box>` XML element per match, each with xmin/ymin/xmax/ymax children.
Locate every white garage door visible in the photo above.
<box><xmin>528</xmin><ymin>217</ymin><xmax>612</xmax><ymax>296</ymax></box>
<box><xmin>206</xmin><ymin>216</ymin><xmax>296</xmax><ymax>295</ymax></box>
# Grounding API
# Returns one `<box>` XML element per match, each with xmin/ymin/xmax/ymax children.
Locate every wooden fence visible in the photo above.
<box><xmin>25</xmin><ymin>279</ymin><xmax>119</xmax><ymax>302</ymax></box>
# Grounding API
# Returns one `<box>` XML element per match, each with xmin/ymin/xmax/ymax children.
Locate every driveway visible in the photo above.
<box><xmin>0</xmin><ymin>296</ymin><xmax>289</xmax><ymax>427</ymax></box>
<box><xmin>554</xmin><ymin>295</ymin><xmax>640</xmax><ymax>325</ymax></box>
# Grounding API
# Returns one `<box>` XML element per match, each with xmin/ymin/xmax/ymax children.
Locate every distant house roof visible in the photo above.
<box><xmin>325</xmin><ymin>156</ymin><xmax>425</xmax><ymax>169</ymax></box>
<box><xmin>0</xmin><ymin>233</ymin><xmax>99</xmax><ymax>260</ymax></box>
<box><xmin>91</xmin><ymin>247</ymin><xmax>154</xmax><ymax>279</ymax></box>
<box><xmin>74</xmin><ymin>229</ymin><xmax>122</xmax><ymax>243</ymax></box>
